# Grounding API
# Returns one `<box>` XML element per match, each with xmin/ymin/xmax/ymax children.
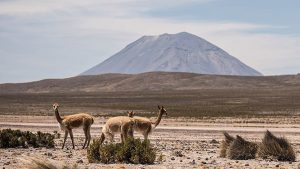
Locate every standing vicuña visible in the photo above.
<box><xmin>99</xmin><ymin>116</ymin><xmax>135</xmax><ymax>145</ymax></box>
<box><xmin>53</xmin><ymin>103</ymin><xmax>94</xmax><ymax>149</ymax></box>
<box><xmin>129</xmin><ymin>105</ymin><xmax>167</xmax><ymax>140</ymax></box>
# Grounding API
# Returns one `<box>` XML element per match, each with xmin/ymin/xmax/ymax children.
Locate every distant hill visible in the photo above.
<box><xmin>81</xmin><ymin>32</ymin><xmax>262</xmax><ymax>76</ymax></box>
<box><xmin>0</xmin><ymin>72</ymin><xmax>299</xmax><ymax>94</ymax></box>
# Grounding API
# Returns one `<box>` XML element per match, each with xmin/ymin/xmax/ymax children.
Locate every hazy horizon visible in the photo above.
<box><xmin>1</xmin><ymin>0</ymin><xmax>300</xmax><ymax>83</ymax></box>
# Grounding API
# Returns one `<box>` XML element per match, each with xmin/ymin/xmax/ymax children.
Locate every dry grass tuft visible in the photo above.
<box><xmin>226</xmin><ymin>135</ymin><xmax>258</xmax><ymax>160</ymax></box>
<box><xmin>220</xmin><ymin>132</ymin><xmax>235</xmax><ymax>158</ymax></box>
<box><xmin>257</xmin><ymin>130</ymin><xmax>295</xmax><ymax>162</ymax></box>
<box><xmin>19</xmin><ymin>156</ymin><xmax>77</xmax><ymax>169</ymax></box>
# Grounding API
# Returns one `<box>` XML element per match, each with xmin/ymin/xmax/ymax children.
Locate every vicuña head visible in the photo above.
<box><xmin>127</xmin><ymin>111</ymin><xmax>135</xmax><ymax>117</ymax></box>
<box><xmin>52</xmin><ymin>103</ymin><xmax>94</xmax><ymax>149</ymax></box>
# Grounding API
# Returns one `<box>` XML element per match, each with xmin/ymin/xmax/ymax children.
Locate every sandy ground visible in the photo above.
<box><xmin>1</xmin><ymin>115</ymin><xmax>300</xmax><ymax>169</ymax></box>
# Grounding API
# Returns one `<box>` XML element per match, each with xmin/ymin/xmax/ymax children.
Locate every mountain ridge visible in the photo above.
<box><xmin>1</xmin><ymin>72</ymin><xmax>299</xmax><ymax>94</ymax></box>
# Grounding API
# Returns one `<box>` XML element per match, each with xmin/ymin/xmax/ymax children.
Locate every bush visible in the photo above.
<box><xmin>87</xmin><ymin>138</ymin><xmax>102</xmax><ymax>163</ymax></box>
<box><xmin>257</xmin><ymin>130</ymin><xmax>295</xmax><ymax>162</ymax></box>
<box><xmin>87</xmin><ymin>137</ymin><xmax>156</xmax><ymax>164</ymax></box>
<box><xmin>0</xmin><ymin>129</ymin><xmax>55</xmax><ymax>148</ymax></box>
<box><xmin>226</xmin><ymin>135</ymin><xmax>258</xmax><ymax>160</ymax></box>
<box><xmin>220</xmin><ymin>132</ymin><xmax>235</xmax><ymax>158</ymax></box>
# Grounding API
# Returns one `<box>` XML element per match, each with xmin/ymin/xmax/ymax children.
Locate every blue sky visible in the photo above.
<box><xmin>0</xmin><ymin>0</ymin><xmax>300</xmax><ymax>83</ymax></box>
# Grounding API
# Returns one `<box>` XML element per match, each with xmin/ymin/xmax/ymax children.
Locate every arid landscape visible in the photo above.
<box><xmin>2</xmin><ymin>0</ymin><xmax>300</xmax><ymax>168</ymax></box>
<box><xmin>1</xmin><ymin>74</ymin><xmax>300</xmax><ymax>168</ymax></box>
<box><xmin>1</xmin><ymin>115</ymin><xmax>300</xmax><ymax>168</ymax></box>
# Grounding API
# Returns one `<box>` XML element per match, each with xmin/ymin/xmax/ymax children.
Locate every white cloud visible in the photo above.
<box><xmin>0</xmin><ymin>0</ymin><xmax>212</xmax><ymax>16</ymax></box>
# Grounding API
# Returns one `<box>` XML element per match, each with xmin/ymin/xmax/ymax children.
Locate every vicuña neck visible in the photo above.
<box><xmin>154</xmin><ymin>111</ymin><xmax>163</xmax><ymax>127</ymax></box>
<box><xmin>55</xmin><ymin>109</ymin><xmax>63</xmax><ymax>123</ymax></box>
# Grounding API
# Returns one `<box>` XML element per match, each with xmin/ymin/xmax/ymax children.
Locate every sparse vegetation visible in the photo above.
<box><xmin>226</xmin><ymin>135</ymin><xmax>258</xmax><ymax>160</ymax></box>
<box><xmin>220</xmin><ymin>131</ymin><xmax>295</xmax><ymax>162</ymax></box>
<box><xmin>220</xmin><ymin>132</ymin><xmax>235</xmax><ymax>158</ymax></box>
<box><xmin>20</xmin><ymin>156</ymin><xmax>77</xmax><ymax>169</ymax></box>
<box><xmin>257</xmin><ymin>130</ymin><xmax>295</xmax><ymax>162</ymax></box>
<box><xmin>157</xmin><ymin>153</ymin><xmax>165</xmax><ymax>163</ymax></box>
<box><xmin>0</xmin><ymin>129</ymin><xmax>55</xmax><ymax>148</ymax></box>
<box><xmin>87</xmin><ymin>137</ymin><xmax>156</xmax><ymax>164</ymax></box>
<box><xmin>1</xmin><ymin>88</ymin><xmax>300</xmax><ymax>117</ymax></box>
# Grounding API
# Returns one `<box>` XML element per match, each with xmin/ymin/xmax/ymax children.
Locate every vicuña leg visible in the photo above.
<box><xmin>143</xmin><ymin>133</ymin><xmax>148</xmax><ymax>140</ymax></box>
<box><xmin>69</xmin><ymin>129</ymin><xmax>75</xmax><ymax>149</ymax></box>
<box><xmin>62</xmin><ymin>130</ymin><xmax>68</xmax><ymax>149</ymax></box>
<box><xmin>99</xmin><ymin>133</ymin><xmax>105</xmax><ymax>145</ymax></box>
<box><xmin>87</xmin><ymin>127</ymin><xmax>91</xmax><ymax>148</ymax></box>
<box><xmin>83</xmin><ymin>127</ymin><xmax>88</xmax><ymax>149</ymax></box>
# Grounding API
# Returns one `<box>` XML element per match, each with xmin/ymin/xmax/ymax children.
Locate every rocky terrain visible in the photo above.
<box><xmin>1</xmin><ymin>115</ymin><xmax>300</xmax><ymax>169</ymax></box>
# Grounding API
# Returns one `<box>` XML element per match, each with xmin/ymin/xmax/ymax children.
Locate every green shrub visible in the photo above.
<box><xmin>87</xmin><ymin>138</ymin><xmax>102</xmax><ymax>163</ymax></box>
<box><xmin>0</xmin><ymin>129</ymin><xmax>55</xmax><ymax>148</ymax></box>
<box><xmin>100</xmin><ymin>143</ymin><xmax>118</xmax><ymax>164</ymax></box>
<box><xmin>157</xmin><ymin>153</ymin><xmax>165</xmax><ymax>164</ymax></box>
<box><xmin>87</xmin><ymin>137</ymin><xmax>156</xmax><ymax>164</ymax></box>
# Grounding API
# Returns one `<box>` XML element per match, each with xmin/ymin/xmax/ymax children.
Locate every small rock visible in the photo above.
<box><xmin>245</xmin><ymin>163</ymin><xmax>249</xmax><ymax>166</ymax></box>
<box><xmin>275</xmin><ymin>164</ymin><xmax>279</xmax><ymax>167</ymax></box>
<box><xmin>180</xmin><ymin>160</ymin><xmax>183</xmax><ymax>162</ymax></box>
<box><xmin>4</xmin><ymin>161</ymin><xmax>10</xmax><ymax>165</ymax></box>
<box><xmin>201</xmin><ymin>161</ymin><xmax>207</xmax><ymax>164</ymax></box>
<box><xmin>47</xmin><ymin>152</ymin><xmax>52</xmax><ymax>156</ymax></box>
<box><xmin>205</xmin><ymin>158</ymin><xmax>209</xmax><ymax>160</ymax></box>
<box><xmin>76</xmin><ymin>159</ymin><xmax>83</xmax><ymax>163</ymax></box>
<box><xmin>171</xmin><ymin>157</ymin><xmax>175</xmax><ymax>160</ymax></box>
<box><xmin>187</xmin><ymin>157</ymin><xmax>190</xmax><ymax>159</ymax></box>
<box><xmin>191</xmin><ymin>160</ymin><xmax>195</xmax><ymax>165</ymax></box>
<box><xmin>236</xmin><ymin>160</ymin><xmax>239</xmax><ymax>163</ymax></box>
<box><xmin>210</xmin><ymin>139</ymin><xmax>219</xmax><ymax>144</ymax></box>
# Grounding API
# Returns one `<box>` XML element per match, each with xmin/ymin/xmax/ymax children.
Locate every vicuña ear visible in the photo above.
<box><xmin>162</xmin><ymin>106</ymin><xmax>164</xmax><ymax>109</ymax></box>
<box><xmin>158</xmin><ymin>105</ymin><xmax>161</xmax><ymax>109</ymax></box>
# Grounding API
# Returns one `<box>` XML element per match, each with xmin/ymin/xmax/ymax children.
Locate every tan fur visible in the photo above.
<box><xmin>100</xmin><ymin>116</ymin><xmax>135</xmax><ymax>145</ymax></box>
<box><xmin>127</xmin><ymin>111</ymin><xmax>135</xmax><ymax>136</ymax></box>
<box><xmin>130</xmin><ymin>105</ymin><xmax>167</xmax><ymax>140</ymax></box>
<box><xmin>53</xmin><ymin>103</ymin><xmax>94</xmax><ymax>149</ymax></box>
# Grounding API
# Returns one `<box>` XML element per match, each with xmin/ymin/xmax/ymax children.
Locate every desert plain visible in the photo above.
<box><xmin>0</xmin><ymin>86</ymin><xmax>300</xmax><ymax>169</ymax></box>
